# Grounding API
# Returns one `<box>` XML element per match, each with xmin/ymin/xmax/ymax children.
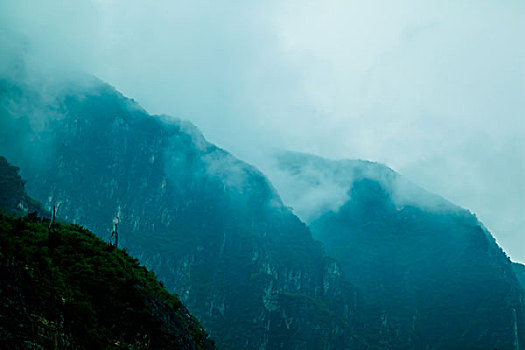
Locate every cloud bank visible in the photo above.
<box><xmin>1</xmin><ymin>0</ymin><xmax>524</xmax><ymax>262</ymax></box>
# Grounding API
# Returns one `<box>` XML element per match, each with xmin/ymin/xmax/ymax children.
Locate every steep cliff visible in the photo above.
<box><xmin>0</xmin><ymin>78</ymin><xmax>365</xmax><ymax>349</ymax></box>
<box><xmin>0</xmin><ymin>156</ymin><xmax>47</xmax><ymax>217</ymax></box>
<box><xmin>515</xmin><ymin>263</ymin><xmax>525</xmax><ymax>290</ymax></box>
<box><xmin>271</xmin><ymin>151</ymin><xmax>525</xmax><ymax>349</ymax></box>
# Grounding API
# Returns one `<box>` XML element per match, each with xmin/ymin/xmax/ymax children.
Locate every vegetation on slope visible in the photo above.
<box><xmin>0</xmin><ymin>156</ymin><xmax>214</xmax><ymax>349</ymax></box>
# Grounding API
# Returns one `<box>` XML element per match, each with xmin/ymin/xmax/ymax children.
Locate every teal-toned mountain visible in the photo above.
<box><xmin>270</xmin><ymin>151</ymin><xmax>525</xmax><ymax>349</ymax></box>
<box><xmin>0</xmin><ymin>77</ymin><xmax>365</xmax><ymax>349</ymax></box>
<box><xmin>3</xmin><ymin>67</ymin><xmax>524</xmax><ymax>348</ymax></box>
<box><xmin>515</xmin><ymin>263</ymin><xmax>525</xmax><ymax>290</ymax></box>
<box><xmin>0</xmin><ymin>156</ymin><xmax>47</xmax><ymax>218</ymax></box>
<box><xmin>0</xmin><ymin>156</ymin><xmax>215</xmax><ymax>349</ymax></box>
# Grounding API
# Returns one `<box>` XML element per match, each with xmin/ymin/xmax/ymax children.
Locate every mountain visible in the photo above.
<box><xmin>0</xmin><ymin>156</ymin><xmax>214</xmax><ymax>349</ymax></box>
<box><xmin>270</xmin><ymin>151</ymin><xmax>525</xmax><ymax>349</ymax></box>
<box><xmin>515</xmin><ymin>263</ymin><xmax>525</xmax><ymax>289</ymax></box>
<box><xmin>0</xmin><ymin>156</ymin><xmax>47</xmax><ymax>218</ymax></box>
<box><xmin>0</xmin><ymin>77</ymin><xmax>366</xmax><ymax>349</ymax></box>
<box><xmin>3</xmin><ymin>68</ymin><xmax>524</xmax><ymax>349</ymax></box>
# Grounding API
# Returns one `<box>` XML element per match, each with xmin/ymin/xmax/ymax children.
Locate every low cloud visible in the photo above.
<box><xmin>1</xmin><ymin>0</ymin><xmax>523</xmax><ymax>262</ymax></box>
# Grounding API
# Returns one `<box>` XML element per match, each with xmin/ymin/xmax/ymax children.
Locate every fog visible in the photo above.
<box><xmin>1</xmin><ymin>0</ymin><xmax>524</xmax><ymax>262</ymax></box>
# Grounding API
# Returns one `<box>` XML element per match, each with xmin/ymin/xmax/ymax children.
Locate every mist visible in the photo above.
<box><xmin>1</xmin><ymin>0</ymin><xmax>524</xmax><ymax>262</ymax></box>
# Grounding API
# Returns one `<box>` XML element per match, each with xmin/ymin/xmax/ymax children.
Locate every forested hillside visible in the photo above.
<box><xmin>0</xmin><ymin>156</ymin><xmax>215</xmax><ymax>349</ymax></box>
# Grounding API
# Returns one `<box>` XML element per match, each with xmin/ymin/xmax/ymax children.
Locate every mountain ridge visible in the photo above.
<box><xmin>268</xmin><ymin>150</ymin><xmax>462</xmax><ymax>222</ymax></box>
<box><xmin>271</xmin><ymin>151</ymin><xmax>525</xmax><ymax>349</ymax></box>
<box><xmin>2</xmin><ymin>72</ymin><xmax>524</xmax><ymax>349</ymax></box>
<box><xmin>0</xmin><ymin>76</ymin><xmax>367</xmax><ymax>349</ymax></box>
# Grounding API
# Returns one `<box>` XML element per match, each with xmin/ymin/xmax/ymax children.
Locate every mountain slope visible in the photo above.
<box><xmin>0</xmin><ymin>77</ymin><xmax>365</xmax><ymax>349</ymax></box>
<box><xmin>0</xmin><ymin>156</ymin><xmax>47</xmax><ymax>218</ymax></box>
<box><xmin>515</xmin><ymin>263</ymin><xmax>525</xmax><ymax>290</ymax></box>
<box><xmin>271</xmin><ymin>151</ymin><xmax>525</xmax><ymax>349</ymax></box>
<box><xmin>0</xmin><ymin>156</ymin><xmax>214</xmax><ymax>349</ymax></box>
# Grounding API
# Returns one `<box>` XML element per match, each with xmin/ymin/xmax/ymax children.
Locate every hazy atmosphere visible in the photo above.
<box><xmin>1</xmin><ymin>0</ymin><xmax>524</xmax><ymax>262</ymax></box>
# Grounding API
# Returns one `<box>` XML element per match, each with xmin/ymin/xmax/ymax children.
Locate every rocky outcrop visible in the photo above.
<box><xmin>0</xmin><ymin>156</ymin><xmax>47</xmax><ymax>218</ymax></box>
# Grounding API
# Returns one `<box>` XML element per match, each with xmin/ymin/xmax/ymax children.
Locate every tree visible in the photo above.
<box><xmin>48</xmin><ymin>205</ymin><xmax>57</xmax><ymax>252</ymax></box>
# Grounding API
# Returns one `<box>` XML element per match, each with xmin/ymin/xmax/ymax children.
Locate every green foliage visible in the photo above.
<box><xmin>0</xmin><ymin>213</ymin><xmax>212</xmax><ymax>349</ymax></box>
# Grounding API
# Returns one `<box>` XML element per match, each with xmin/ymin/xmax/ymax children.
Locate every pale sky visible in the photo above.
<box><xmin>1</xmin><ymin>0</ymin><xmax>524</xmax><ymax>262</ymax></box>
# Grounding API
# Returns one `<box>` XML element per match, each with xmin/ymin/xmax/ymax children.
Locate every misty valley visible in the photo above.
<box><xmin>0</xmin><ymin>71</ymin><xmax>524</xmax><ymax>349</ymax></box>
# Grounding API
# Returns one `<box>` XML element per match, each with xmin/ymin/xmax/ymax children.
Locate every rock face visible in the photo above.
<box><xmin>271</xmin><ymin>151</ymin><xmax>525</xmax><ymax>349</ymax></box>
<box><xmin>0</xmin><ymin>156</ymin><xmax>46</xmax><ymax>217</ymax></box>
<box><xmin>0</xmin><ymin>78</ymin><xmax>364</xmax><ymax>349</ymax></box>
<box><xmin>0</xmin><ymin>156</ymin><xmax>215</xmax><ymax>350</ymax></box>
<box><xmin>515</xmin><ymin>263</ymin><xmax>525</xmax><ymax>290</ymax></box>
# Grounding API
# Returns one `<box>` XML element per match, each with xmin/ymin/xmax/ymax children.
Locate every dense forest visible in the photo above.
<box><xmin>0</xmin><ymin>156</ymin><xmax>215</xmax><ymax>349</ymax></box>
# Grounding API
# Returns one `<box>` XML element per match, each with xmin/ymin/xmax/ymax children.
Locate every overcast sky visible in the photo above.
<box><xmin>1</xmin><ymin>0</ymin><xmax>524</xmax><ymax>262</ymax></box>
